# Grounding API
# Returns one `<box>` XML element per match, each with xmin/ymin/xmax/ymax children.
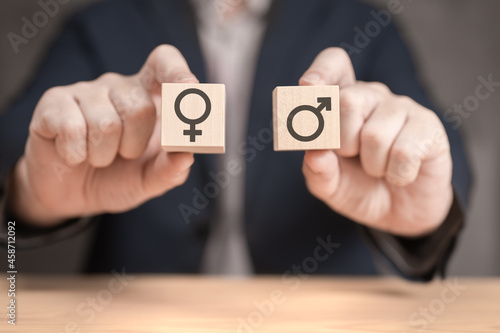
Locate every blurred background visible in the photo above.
<box><xmin>0</xmin><ymin>0</ymin><xmax>499</xmax><ymax>276</ymax></box>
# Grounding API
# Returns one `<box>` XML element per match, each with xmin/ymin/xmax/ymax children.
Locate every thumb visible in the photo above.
<box><xmin>137</xmin><ymin>44</ymin><xmax>199</xmax><ymax>95</ymax></box>
<box><xmin>299</xmin><ymin>47</ymin><xmax>356</xmax><ymax>87</ymax></box>
<box><xmin>302</xmin><ymin>150</ymin><xmax>341</xmax><ymax>203</ymax></box>
<box><xmin>142</xmin><ymin>151</ymin><xmax>195</xmax><ymax>197</ymax></box>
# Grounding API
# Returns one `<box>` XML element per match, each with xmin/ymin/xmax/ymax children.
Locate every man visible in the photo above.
<box><xmin>0</xmin><ymin>0</ymin><xmax>470</xmax><ymax>280</ymax></box>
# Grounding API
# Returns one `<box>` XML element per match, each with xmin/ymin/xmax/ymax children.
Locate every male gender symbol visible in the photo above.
<box><xmin>287</xmin><ymin>97</ymin><xmax>332</xmax><ymax>142</ymax></box>
<box><xmin>175</xmin><ymin>88</ymin><xmax>211</xmax><ymax>142</ymax></box>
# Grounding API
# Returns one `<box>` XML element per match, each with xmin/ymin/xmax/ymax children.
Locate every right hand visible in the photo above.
<box><xmin>11</xmin><ymin>45</ymin><xmax>197</xmax><ymax>226</ymax></box>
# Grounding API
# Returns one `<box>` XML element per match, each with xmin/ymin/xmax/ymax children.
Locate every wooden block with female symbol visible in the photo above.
<box><xmin>162</xmin><ymin>83</ymin><xmax>225</xmax><ymax>154</ymax></box>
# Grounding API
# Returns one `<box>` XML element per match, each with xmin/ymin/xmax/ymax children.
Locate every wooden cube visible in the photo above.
<box><xmin>273</xmin><ymin>86</ymin><xmax>340</xmax><ymax>151</ymax></box>
<box><xmin>162</xmin><ymin>83</ymin><xmax>225</xmax><ymax>154</ymax></box>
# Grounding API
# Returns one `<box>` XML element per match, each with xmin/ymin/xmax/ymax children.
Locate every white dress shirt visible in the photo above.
<box><xmin>190</xmin><ymin>0</ymin><xmax>273</xmax><ymax>275</ymax></box>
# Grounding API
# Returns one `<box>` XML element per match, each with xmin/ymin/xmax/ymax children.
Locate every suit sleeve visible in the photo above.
<box><xmin>350</xmin><ymin>21</ymin><xmax>471</xmax><ymax>281</ymax></box>
<box><xmin>0</xmin><ymin>16</ymin><xmax>101</xmax><ymax>248</ymax></box>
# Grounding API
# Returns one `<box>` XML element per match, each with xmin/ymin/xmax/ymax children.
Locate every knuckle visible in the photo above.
<box><xmin>98</xmin><ymin>72</ymin><xmax>123</xmax><ymax>83</ymax></box>
<box><xmin>391</xmin><ymin>146</ymin><xmax>413</xmax><ymax>163</ymax></box>
<box><xmin>28</xmin><ymin>119</ymin><xmax>40</xmax><ymax>137</ymax></box>
<box><xmin>420</xmin><ymin>108</ymin><xmax>441</xmax><ymax>125</ymax></box>
<box><xmin>109</xmin><ymin>90</ymin><xmax>130</xmax><ymax>114</ymax></box>
<box><xmin>72</xmin><ymin>81</ymin><xmax>92</xmax><ymax>91</ymax></box>
<box><xmin>28</xmin><ymin>120</ymin><xmax>37</xmax><ymax>135</ymax></box>
<box><xmin>128</xmin><ymin>85</ymin><xmax>149</xmax><ymax>106</ymax></box>
<box><xmin>114</xmin><ymin>99</ymin><xmax>131</xmax><ymax>116</ymax></box>
<box><xmin>394</xmin><ymin>95</ymin><xmax>417</xmax><ymax>114</ymax></box>
<box><xmin>368</xmin><ymin>81</ymin><xmax>391</xmax><ymax>94</ymax></box>
<box><xmin>60</xmin><ymin>120</ymin><xmax>86</xmax><ymax>140</ymax></box>
<box><xmin>42</xmin><ymin>86</ymin><xmax>66</xmax><ymax>100</ymax></box>
<box><xmin>124</xmin><ymin>102</ymin><xmax>155</xmax><ymax>122</ymax></box>
<box><xmin>32</xmin><ymin>109</ymin><xmax>54</xmax><ymax>134</ymax></box>
<box><xmin>340</xmin><ymin>89</ymin><xmax>362</xmax><ymax>113</ymax></box>
<box><xmin>98</xmin><ymin>115</ymin><xmax>122</xmax><ymax>135</ymax></box>
<box><xmin>361</xmin><ymin>128</ymin><xmax>384</xmax><ymax>147</ymax></box>
<box><xmin>396</xmin><ymin>94</ymin><xmax>414</xmax><ymax>106</ymax></box>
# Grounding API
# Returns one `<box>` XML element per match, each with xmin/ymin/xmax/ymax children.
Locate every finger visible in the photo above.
<box><xmin>386</xmin><ymin>110</ymin><xmax>447</xmax><ymax>187</ymax></box>
<box><xmin>137</xmin><ymin>44</ymin><xmax>199</xmax><ymax>93</ymax></box>
<box><xmin>299</xmin><ymin>47</ymin><xmax>356</xmax><ymax>87</ymax></box>
<box><xmin>359</xmin><ymin>95</ymin><xmax>409</xmax><ymax>178</ymax></box>
<box><xmin>302</xmin><ymin>150</ymin><xmax>341</xmax><ymax>202</ymax></box>
<box><xmin>75</xmin><ymin>82</ymin><xmax>122</xmax><ymax>168</ymax></box>
<box><xmin>31</xmin><ymin>87</ymin><xmax>88</xmax><ymax>165</ymax></box>
<box><xmin>336</xmin><ymin>83</ymin><xmax>383</xmax><ymax>157</ymax></box>
<box><xmin>303</xmin><ymin>150</ymin><xmax>392</xmax><ymax>227</ymax></box>
<box><xmin>142</xmin><ymin>152</ymin><xmax>195</xmax><ymax>196</ymax></box>
<box><xmin>108</xmin><ymin>75</ymin><xmax>157</xmax><ymax>160</ymax></box>
<box><xmin>114</xmin><ymin>45</ymin><xmax>199</xmax><ymax>159</ymax></box>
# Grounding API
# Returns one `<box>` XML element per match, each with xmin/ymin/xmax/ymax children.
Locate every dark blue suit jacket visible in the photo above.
<box><xmin>0</xmin><ymin>0</ymin><xmax>471</xmax><ymax>277</ymax></box>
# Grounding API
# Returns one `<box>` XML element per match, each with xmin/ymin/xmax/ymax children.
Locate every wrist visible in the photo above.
<box><xmin>9</xmin><ymin>158</ymin><xmax>67</xmax><ymax>228</ymax></box>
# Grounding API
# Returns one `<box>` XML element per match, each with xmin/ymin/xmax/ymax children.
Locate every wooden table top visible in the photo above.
<box><xmin>1</xmin><ymin>275</ymin><xmax>499</xmax><ymax>332</ymax></box>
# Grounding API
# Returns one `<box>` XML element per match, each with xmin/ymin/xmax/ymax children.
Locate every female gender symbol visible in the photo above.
<box><xmin>175</xmin><ymin>88</ymin><xmax>212</xmax><ymax>142</ymax></box>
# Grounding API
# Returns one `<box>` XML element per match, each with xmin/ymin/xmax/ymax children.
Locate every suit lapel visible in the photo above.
<box><xmin>145</xmin><ymin>0</ymin><xmax>205</xmax><ymax>78</ymax></box>
<box><xmin>244</xmin><ymin>0</ymin><xmax>324</xmax><ymax>218</ymax></box>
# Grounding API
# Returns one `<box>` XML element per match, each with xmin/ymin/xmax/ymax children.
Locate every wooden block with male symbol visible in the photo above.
<box><xmin>273</xmin><ymin>86</ymin><xmax>340</xmax><ymax>151</ymax></box>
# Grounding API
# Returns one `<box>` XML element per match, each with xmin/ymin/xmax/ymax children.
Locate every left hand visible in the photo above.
<box><xmin>300</xmin><ymin>48</ymin><xmax>453</xmax><ymax>237</ymax></box>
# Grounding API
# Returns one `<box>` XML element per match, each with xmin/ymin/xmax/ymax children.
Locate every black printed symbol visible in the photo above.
<box><xmin>175</xmin><ymin>88</ymin><xmax>211</xmax><ymax>142</ymax></box>
<box><xmin>287</xmin><ymin>97</ymin><xmax>332</xmax><ymax>142</ymax></box>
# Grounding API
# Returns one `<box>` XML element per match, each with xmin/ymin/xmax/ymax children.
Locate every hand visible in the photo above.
<box><xmin>300</xmin><ymin>48</ymin><xmax>453</xmax><ymax>237</ymax></box>
<box><xmin>11</xmin><ymin>45</ymin><xmax>197</xmax><ymax>226</ymax></box>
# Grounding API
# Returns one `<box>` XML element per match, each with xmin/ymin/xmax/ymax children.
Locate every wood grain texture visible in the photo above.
<box><xmin>162</xmin><ymin>83</ymin><xmax>225</xmax><ymax>154</ymax></box>
<box><xmin>273</xmin><ymin>86</ymin><xmax>340</xmax><ymax>151</ymax></box>
<box><xmin>1</xmin><ymin>276</ymin><xmax>499</xmax><ymax>332</ymax></box>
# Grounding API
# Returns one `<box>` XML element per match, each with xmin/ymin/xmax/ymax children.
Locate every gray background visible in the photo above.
<box><xmin>0</xmin><ymin>0</ymin><xmax>498</xmax><ymax>275</ymax></box>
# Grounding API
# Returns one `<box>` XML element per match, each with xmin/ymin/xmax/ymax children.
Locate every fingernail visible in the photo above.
<box><xmin>301</xmin><ymin>72</ymin><xmax>322</xmax><ymax>85</ymax></box>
